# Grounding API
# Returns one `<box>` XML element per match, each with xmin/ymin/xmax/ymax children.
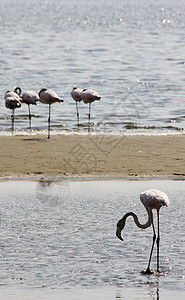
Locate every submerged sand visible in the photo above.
<box><xmin>0</xmin><ymin>134</ymin><xmax>185</xmax><ymax>179</ymax></box>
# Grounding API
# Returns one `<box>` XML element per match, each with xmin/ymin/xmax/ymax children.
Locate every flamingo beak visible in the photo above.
<box><xmin>116</xmin><ymin>226</ymin><xmax>123</xmax><ymax>241</ymax></box>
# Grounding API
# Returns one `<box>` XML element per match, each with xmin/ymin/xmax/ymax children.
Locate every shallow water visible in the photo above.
<box><xmin>0</xmin><ymin>179</ymin><xmax>184</xmax><ymax>299</ymax></box>
<box><xmin>1</xmin><ymin>0</ymin><xmax>185</xmax><ymax>135</ymax></box>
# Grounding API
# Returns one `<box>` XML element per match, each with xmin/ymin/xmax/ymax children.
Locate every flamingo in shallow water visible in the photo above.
<box><xmin>21</xmin><ymin>89</ymin><xmax>40</xmax><ymax>129</ymax></box>
<box><xmin>5</xmin><ymin>87</ymin><xmax>21</xmax><ymax>99</ymax></box>
<box><xmin>71</xmin><ymin>87</ymin><xmax>83</xmax><ymax>127</ymax></box>
<box><xmin>116</xmin><ymin>189</ymin><xmax>170</xmax><ymax>274</ymax></box>
<box><xmin>81</xmin><ymin>89</ymin><xmax>101</xmax><ymax>123</ymax></box>
<box><xmin>39</xmin><ymin>88</ymin><xmax>64</xmax><ymax>139</ymax></box>
<box><xmin>4</xmin><ymin>88</ymin><xmax>22</xmax><ymax>131</ymax></box>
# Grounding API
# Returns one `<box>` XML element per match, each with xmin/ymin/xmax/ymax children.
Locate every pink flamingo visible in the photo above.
<box><xmin>39</xmin><ymin>88</ymin><xmax>64</xmax><ymax>139</ymax></box>
<box><xmin>21</xmin><ymin>90</ymin><xmax>40</xmax><ymax>129</ymax></box>
<box><xmin>4</xmin><ymin>88</ymin><xmax>21</xmax><ymax>131</ymax></box>
<box><xmin>81</xmin><ymin>89</ymin><xmax>101</xmax><ymax>123</ymax></box>
<box><xmin>71</xmin><ymin>87</ymin><xmax>83</xmax><ymax>127</ymax></box>
<box><xmin>116</xmin><ymin>189</ymin><xmax>170</xmax><ymax>274</ymax></box>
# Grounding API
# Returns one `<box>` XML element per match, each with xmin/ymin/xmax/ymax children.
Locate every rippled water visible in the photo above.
<box><xmin>0</xmin><ymin>179</ymin><xmax>184</xmax><ymax>299</ymax></box>
<box><xmin>1</xmin><ymin>0</ymin><xmax>185</xmax><ymax>135</ymax></box>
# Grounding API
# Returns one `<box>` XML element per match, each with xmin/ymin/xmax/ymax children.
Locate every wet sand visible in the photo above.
<box><xmin>0</xmin><ymin>134</ymin><xmax>185</xmax><ymax>179</ymax></box>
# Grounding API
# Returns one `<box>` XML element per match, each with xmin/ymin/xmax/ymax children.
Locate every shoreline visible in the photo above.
<box><xmin>0</xmin><ymin>175</ymin><xmax>184</xmax><ymax>182</ymax></box>
<box><xmin>0</xmin><ymin>134</ymin><xmax>185</xmax><ymax>180</ymax></box>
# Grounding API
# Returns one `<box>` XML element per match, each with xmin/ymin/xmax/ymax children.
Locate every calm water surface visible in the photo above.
<box><xmin>0</xmin><ymin>179</ymin><xmax>184</xmax><ymax>299</ymax></box>
<box><xmin>1</xmin><ymin>0</ymin><xmax>185</xmax><ymax>135</ymax></box>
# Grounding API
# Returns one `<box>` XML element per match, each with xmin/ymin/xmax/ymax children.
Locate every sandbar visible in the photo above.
<box><xmin>0</xmin><ymin>134</ymin><xmax>185</xmax><ymax>179</ymax></box>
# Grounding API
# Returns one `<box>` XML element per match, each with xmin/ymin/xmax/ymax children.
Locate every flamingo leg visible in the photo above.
<box><xmin>145</xmin><ymin>213</ymin><xmax>156</xmax><ymax>274</ymax></box>
<box><xmin>11</xmin><ymin>109</ymin><xmax>15</xmax><ymax>132</ymax></box>
<box><xmin>88</xmin><ymin>102</ymin><xmax>91</xmax><ymax>123</ymax></box>
<box><xmin>76</xmin><ymin>102</ymin><xmax>79</xmax><ymax>127</ymax></box>
<box><xmin>28</xmin><ymin>104</ymin><xmax>31</xmax><ymax>130</ymax></box>
<box><xmin>156</xmin><ymin>209</ymin><xmax>160</xmax><ymax>272</ymax></box>
<box><xmin>48</xmin><ymin>104</ymin><xmax>51</xmax><ymax>139</ymax></box>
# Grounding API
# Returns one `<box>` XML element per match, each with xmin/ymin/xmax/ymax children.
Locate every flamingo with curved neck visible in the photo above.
<box><xmin>14</xmin><ymin>87</ymin><xmax>40</xmax><ymax>130</ymax></box>
<box><xmin>116</xmin><ymin>189</ymin><xmax>170</xmax><ymax>274</ymax></box>
<box><xmin>4</xmin><ymin>87</ymin><xmax>22</xmax><ymax>131</ymax></box>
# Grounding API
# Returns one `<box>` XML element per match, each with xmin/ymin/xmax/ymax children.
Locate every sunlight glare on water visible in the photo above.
<box><xmin>0</xmin><ymin>179</ymin><xmax>184</xmax><ymax>299</ymax></box>
<box><xmin>1</xmin><ymin>0</ymin><xmax>185</xmax><ymax>135</ymax></box>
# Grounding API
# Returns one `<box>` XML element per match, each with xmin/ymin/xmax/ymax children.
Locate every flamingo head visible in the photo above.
<box><xmin>38</xmin><ymin>88</ymin><xmax>47</xmax><ymax>97</ymax></box>
<box><xmin>116</xmin><ymin>225</ymin><xmax>123</xmax><ymax>241</ymax></box>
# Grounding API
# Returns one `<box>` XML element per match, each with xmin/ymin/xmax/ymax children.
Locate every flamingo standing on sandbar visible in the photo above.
<box><xmin>4</xmin><ymin>88</ymin><xmax>22</xmax><ymax>131</ymax></box>
<box><xmin>21</xmin><ymin>89</ymin><xmax>40</xmax><ymax>130</ymax></box>
<box><xmin>81</xmin><ymin>89</ymin><xmax>101</xmax><ymax>124</ymax></box>
<box><xmin>116</xmin><ymin>189</ymin><xmax>170</xmax><ymax>274</ymax></box>
<box><xmin>71</xmin><ymin>87</ymin><xmax>83</xmax><ymax>127</ymax></box>
<box><xmin>39</xmin><ymin>88</ymin><xmax>64</xmax><ymax>139</ymax></box>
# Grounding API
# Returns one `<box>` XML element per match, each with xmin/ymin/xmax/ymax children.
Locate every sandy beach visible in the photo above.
<box><xmin>0</xmin><ymin>133</ymin><xmax>185</xmax><ymax>179</ymax></box>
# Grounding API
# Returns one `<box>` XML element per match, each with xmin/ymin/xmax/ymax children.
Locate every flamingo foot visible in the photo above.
<box><xmin>141</xmin><ymin>268</ymin><xmax>154</xmax><ymax>275</ymax></box>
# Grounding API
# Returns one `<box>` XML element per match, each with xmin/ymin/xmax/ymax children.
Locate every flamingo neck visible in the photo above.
<box><xmin>117</xmin><ymin>208</ymin><xmax>152</xmax><ymax>230</ymax></box>
<box><xmin>14</xmin><ymin>87</ymin><xmax>21</xmax><ymax>96</ymax></box>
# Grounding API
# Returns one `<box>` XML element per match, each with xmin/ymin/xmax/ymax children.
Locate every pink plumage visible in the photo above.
<box><xmin>81</xmin><ymin>89</ymin><xmax>101</xmax><ymax>104</ymax></box>
<box><xmin>22</xmin><ymin>90</ymin><xmax>40</xmax><ymax>105</ymax></box>
<box><xmin>140</xmin><ymin>189</ymin><xmax>170</xmax><ymax>209</ymax></box>
<box><xmin>71</xmin><ymin>87</ymin><xmax>83</xmax><ymax>102</ymax></box>
<box><xmin>39</xmin><ymin>88</ymin><xmax>63</xmax><ymax>104</ymax></box>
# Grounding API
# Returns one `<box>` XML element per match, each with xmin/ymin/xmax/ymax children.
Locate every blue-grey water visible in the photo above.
<box><xmin>1</xmin><ymin>0</ymin><xmax>185</xmax><ymax>135</ymax></box>
<box><xmin>0</xmin><ymin>179</ymin><xmax>184</xmax><ymax>299</ymax></box>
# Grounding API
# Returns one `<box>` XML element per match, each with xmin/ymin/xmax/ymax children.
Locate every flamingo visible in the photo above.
<box><xmin>39</xmin><ymin>88</ymin><xmax>64</xmax><ymax>139</ymax></box>
<box><xmin>5</xmin><ymin>86</ymin><xmax>21</xmax><ymax>99</ymax></box>
<box><xmin>116</xmin><ymin>189</ymin><xmax>170</xmax><ymax>274</ymax></box>
<box><xmin>81</xmin><ymin>89</ymin><xmax>101</xmax><ymax>123</ymax></box>
<box><xmin>71</xmin><ymin>87</ymin><xmax>83</xmax><ymax>127</ymax></box>
<box><xmin>21</xmin><ymin>90</ymin><xmax>40</xmax><ymax>130</ymax></box>
<box><xmin>4</xmin><ymin>88</ymin><xmax>21</xmax><ymax>131</ymax></box>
